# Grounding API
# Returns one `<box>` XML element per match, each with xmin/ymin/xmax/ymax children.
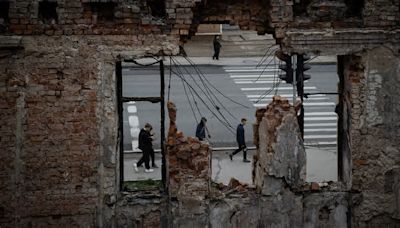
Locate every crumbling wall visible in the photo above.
<box><xmin>340</xmin><ymin>47</ymin><xmax>400</xmax><ymax>227</ymax></box>
<box><xmin>254</xmin><ymin>96</ymin><xmax>306</xmax><ymax>195</ymax></box>
<box><xmin>189</xmin><ymin>0</ymin><xmax>271</xmax><ymax>35</ymax></box>
<box><xmin>116</xmin><ymin>192</ymin><xmax>167</xmax><ymax>228</ymax></box>
<box><xmin>0</xmin><ymin>35</ymin><xmax>179</xmax><ymax>227</ymax></box>
<box><xmin>271</xmin><ymin>0</ymin><xmax>400</xmax><ymax>55</ymax></box>
<box><xmin>166</xmin><ymin>101</ymin><xmax>211</xmax><ymax>227</ymax></box>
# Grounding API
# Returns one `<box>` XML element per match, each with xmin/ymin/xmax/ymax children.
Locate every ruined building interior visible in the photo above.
<box><xmin>0</xmin><ymin>0</ymin><xmax>399</xmax><ymax>227</ymax></box>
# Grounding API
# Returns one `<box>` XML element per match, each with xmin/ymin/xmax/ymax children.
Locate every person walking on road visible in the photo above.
<box><xmin>212</xmin><ymin>35</ymin><xmax>222</xmax><ymax>60</ymax></box>
<box><xmin>134</xmin><ymin>123</ymin><xmax>154</xmax><ymax>173</ymax></box>
<box><xmin>148</xmin><ymin>126</ymin><xmax>159</xmax><ymax>168</ymax></box>
<box><xmin>229</xmin><ymin>118</ymin><xmax>250</xmax><ymax>162</ymax></box>
<box><xmin>196</xmin><ymin>117</ymin><xmax>211</xmax><ymax>141</ymax></box>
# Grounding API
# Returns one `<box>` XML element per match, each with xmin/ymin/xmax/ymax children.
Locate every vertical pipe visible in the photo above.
<box><xmin>116</xmin><ymin>61</ymin><xmax>124</xmax><ymax>191</ymax></box>
<box><xmin>160</xmin><ymin>60</ymin><xmax>166</xmax><ymax>189</ymax></box>
<box><xmin>297</xmin><ymin>54</ymin><xmax>304</xmax><ymax>139</ymax></box>
<box><xmin>292</xmin><ymin>55</ymin><xmax>297</xmax><ymax>104</ymax></box>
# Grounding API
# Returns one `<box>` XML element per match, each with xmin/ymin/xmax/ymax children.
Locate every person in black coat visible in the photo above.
<box><xmin>212</xmin><ymin>35</ymin><xmax>222</xmax><ymax>60</ymax></box>
<box><xmin>196</xmin><ymin>117</ymin><xmax>210</xmax><ymax>141</ymax></box>
<box><xmin>134</xmin><ymin>123</ymin><xmax>154</xmax><ymax>173</ymax></box>
<box><xmin>229</xmin><ymin>118</ymin><xmax>250</xmax><ymax>162</ymax></box>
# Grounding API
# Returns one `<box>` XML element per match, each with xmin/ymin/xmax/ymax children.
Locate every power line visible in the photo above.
<box><xmin>181</xmin><ymin>74</ymin><xmax>198</xmax><ymax>123</ymax></box>
<box><xmin>168</xmin><ymin>66</ymin><xmax>236</xmax><ymax>134</ymax></box>
<box><xmin>178</xmin><ymin>57</ymin><xmax>238</xmax><ymax>120</ymax></box>
<box><xmin>256</xmin><ymin>44</ymin><xmax>278</xmax><ymax>68</ymax></box>
<box><xmin>183</xmin><ymin>56</ymin><xmax>250</xmax><ymax>109</ymax></box>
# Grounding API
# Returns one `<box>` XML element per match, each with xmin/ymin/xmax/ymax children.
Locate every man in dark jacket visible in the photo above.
<box><xmin>212</xmin><ymin>35</ymin><xmax>222</xmax><ymax>60</ymax></box>
<box><xmin>195</xmin><ymin>117</ymin><xmax>210</xmax><ymax>141</ymax></box>
<box><xmin>134</xmin><ymin>123</ymin><xmax>154</xmax><ymax>173</ymax></box>
<box><xmin>229</xmin><ymin>118</ymin><xmax>250</xmax><ymax>162</ymax></box>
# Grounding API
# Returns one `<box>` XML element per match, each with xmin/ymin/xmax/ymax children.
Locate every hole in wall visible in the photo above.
<box><xmin>293</xmin><ymin>0</ymin><xmax>312</xmax><ymax>17</ymax></box>
<box><xmin>39</xmin><ymin>1</ymin><xmax>58</xmax><ymax>24</ymax></box>
<box><xmin>344</xmin><ymin>0</ymin><xmax>365</xmax><ymax>18</ymax></box>
<box><xmin>146</xmin><ymin>0</ymin><xmax>166</xmax><ymax>18</ymax></box>
<box><xmin>84</xmin><ymin>2</ymin><xmax>116</xmax><ymax>23</ymax></box>
<box><xmin>0</xmin><ymin>1</ymin><xmax>9</xmax><ymax>24</ymax></box>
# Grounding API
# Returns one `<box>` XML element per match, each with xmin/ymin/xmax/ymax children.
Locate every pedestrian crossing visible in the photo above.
<box><xmin>224</xmin><ymin>65</ymin><xmax>338</xmax><ymax>148</ymax></box>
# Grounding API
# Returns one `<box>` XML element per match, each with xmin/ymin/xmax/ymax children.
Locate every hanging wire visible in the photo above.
<box><xmin>171</xmin><ymin>69</ymin><xmax>236</xmax><ymax>134</ymax></box>
<box><xmin>253</xmin><ymin>51</ymin><xmax>279</xmax><ymax>83</ymax></box>
<box><xmin>178</xmin><ymin>56</ymin><xmax>238</xmax><ymax>120</ymax></box>
<box><xmin>168</xmin><ymin>66</ymin><xmax>236</xmax><ymax>134</ymax></box>
<box><xmin>181</xmin><ymin>74</ymin><xmax>198</xmax><ymax>123</ymax></box>
<box><xmin>254</xmin><ymin>58</ymin><xmax>282</xmax><ymax>104</ymax></box>
<box><xmin>305</xmin><ymin>55</ymin><xmax>319</xmax><ymax>63</ymax></box>
<box><xmin>170</xmin><ymin>57</ymin><xmax>236</xmax><ymax>131</ymax></box>
<box><xmin>183</xmin><ymin>56</ymin><xmax>250</xmax><ymax>109</ymax></box>
<box><xmin>256</xmin><ymin>44</ymin><xmax>278</xmax><ymax>68</ymax></box>
<box><xmin>127</xmin><ymin>57</ymin><xmax>161</xmax><ymax>67</ymax></box>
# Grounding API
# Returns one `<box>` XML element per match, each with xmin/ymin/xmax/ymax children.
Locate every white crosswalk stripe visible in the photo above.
<box><xmin>241</xmin><ymin>86</ymin><xmax>317</xmax><ymax>91</ymax></box>
<box><xmin>224</xmin><ymin>65</ymin><xmax>338</xmax><ymax>147</ymax></box>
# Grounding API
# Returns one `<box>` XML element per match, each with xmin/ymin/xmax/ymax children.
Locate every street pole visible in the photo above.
<box><xmin>296</xmin><ymin>54</ymin><xmax>305</xmax><ymax>139</ymax></box>
<box><xmin>292</xmin><ymin>55</ymin><xmax>297</xmax><ymax>104</ymax></box>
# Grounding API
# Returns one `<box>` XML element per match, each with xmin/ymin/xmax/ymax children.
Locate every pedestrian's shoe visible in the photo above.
<box><xmin>152</xmin><ymin>164</ymin><xmax>159</xmax><ymax>168</ymax></box>
<box><xmin>229</xmin><ymin>153</ymin><xmax>233</xmax><ymax>161</ymax></box>
<box><xmin>145</xmin><ymin>168</ymin><xmax>154</xmax><ymax>173</ymax></box>
<box><xmin>133</xmin><ymin>163</ymin><xmax>139</xmax><ymax>172</ymax></box>
<box><xmin>243</xmin><ymin>159</ymin><xmax>251</xmax><ymax>163</ymax></box>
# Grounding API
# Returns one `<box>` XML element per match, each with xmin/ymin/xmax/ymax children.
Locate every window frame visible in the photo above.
<box><xmin>116</xmin><ymin>59</ymin><xmax>166</xmax><ymax>191</ymax></box>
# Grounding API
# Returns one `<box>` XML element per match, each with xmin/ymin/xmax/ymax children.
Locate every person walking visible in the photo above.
<box><xmin>134</xmin><ymin>123</ymin><xmax>154</xmax><ymax>173</ymax></box>
<box><xmin>148</xmin><ymin>126</ymin><xmax>158</xmax><ymax>168</ymax></box>
<box><xmin>229</xmin><ymin>118</ymin><xmax>250</xmax><ymax>162</ymax></box>
<box><xmin>196</xmin><ymin>117</ymin><xmax>211</xmax><ymax>141</ymax></box>
<box><xmin>212</xmin><ymin>35</ymin><xmax>222</xmax><ymax>60</ymax></box>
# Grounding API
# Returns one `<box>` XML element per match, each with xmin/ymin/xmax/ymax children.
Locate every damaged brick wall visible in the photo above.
<box><xmin>1</xmin><ymin>0</ymin><xmax>400</xmax><ymax>227</ymax></box>
<box><xmin>114</xmin><ymin>98</ymin><xmax>349</xmax><ymax>228</ymax></box>
<box><xmin>189</xmin><ymin>0</ymin><xmax>271</xmax><ymax>35</ymax></box>
<box><xmin>0</xmin><ymin>35</ymin><xmax>179</xmax><ymax>227</ymax></box>
<box><xmin>271</xmin><ymin>0</ymin><xmax>400</xmax><ymax>54</ymax></box>
<box><xmin>340</xmin><ymin>47</ymin><xmax>400</xmax><ymax>227</ymax></box>
<box><xmin>166</xmin><ymin>101</ymin><xmax>211</xmax><ymax>226</ymax></box>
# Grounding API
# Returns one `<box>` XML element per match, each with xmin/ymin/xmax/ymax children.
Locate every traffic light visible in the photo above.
<box><xmin>275</xmin><ymin>50</ymin><xmax>293</xmax><ymax>84</ymax></box>
<box><xmin>296</xmin><ymin>54</ymin><xmax>311</xmax><ymax>83</ymax></box>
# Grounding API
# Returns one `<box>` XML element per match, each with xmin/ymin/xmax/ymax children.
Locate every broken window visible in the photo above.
<box><xmin>116</xmin><ymin>59</ymin><xmax>166</xmax><ymax>191</ymax></box>
<box><xmin>84</xmin><ymin>2</ymin><xmax>116</xmax><ymax>23</ymax></box>
<box><xmin>146</xmin><ymin>0</ymin><xmax>166</xmax><ymax>18</ymax></box>
<box><xmin>39</xmin><ymin>1</ymin><xmax>58</xmax><ymax>24</ymax></box>
<box><xmin>293</xmin><ymin>0</ymin><xmax>312</xmax><ymax>17</ymax></box>
<box><xmin>0</xmin><ymin>1</ymin><xmax>9</xmax><ymax>24</ymax></box>
<box><xmin>344</xmin><ymin>0</ymin><xmax>365</xmax><ymax>18</ymax></box>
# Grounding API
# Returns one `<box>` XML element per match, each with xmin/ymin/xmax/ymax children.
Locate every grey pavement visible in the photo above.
<box><xmin>124</xmin><ymin>147</ymin><xmax>337</xmax><ymax>184</ymax></box>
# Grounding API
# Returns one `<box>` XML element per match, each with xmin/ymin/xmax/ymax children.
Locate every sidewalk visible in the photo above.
<box><xmin>123</xmin><ymin>147</ymin><xmax>337</xmax><ymax>185</ymax></box>
<box><xmin>123</xmin><ymin>150</ymin><xmax>254</xmax><ymax>185</ymax></box>
<box><xmin>171</xmin><ymin>56</ymin><xmax>337</xmax><ymax>66</ymax></box>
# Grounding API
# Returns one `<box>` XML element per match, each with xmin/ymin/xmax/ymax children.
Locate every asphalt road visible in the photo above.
<box><xmin>121</xmin><ymin>63</ymin><xmax>338</xmax><ymax>151</ymax></box>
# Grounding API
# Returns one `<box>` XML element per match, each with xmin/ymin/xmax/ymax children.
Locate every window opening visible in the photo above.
<box><xmin>39</xmin><ymin>1</ymin><xmax>58</xmax><ymax>24</ymax></box>
<box><xmin>293</xmin><ymin>0</ymin><xmax>312</xmax><ymax>17</ymax></box>
<box><xmin>84</xmin><ymin>2</ymin><xmax>116</xmax><ymax>23</ymax></box>
<box><xmin>117</xmin><ymin>58</ymin><xmax>166</xmax><ymax>191</ymax></box>
<box><xmin>0</xmin><ymin>1</ymin><xmax>9</xmax><ymax>24</ymax></box>
<box><xmin>344</xmin><ymin>0</ymin><xmax>365</xmax><ymax>18</ymax></box>
<box><xmin>301</xmin><ymin>57</ymin><xmax>339</xmax><ymax>183</ymax></box>
<box><xmin>146</xmin><ymin>0</ymin><xmax>166</xmax><ymax>18</ymax></box>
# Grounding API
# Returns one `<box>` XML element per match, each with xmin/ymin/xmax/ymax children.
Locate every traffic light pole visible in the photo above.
<box><xmin>292</xmin><ymin>55</ymin><xmax>297</xmax><ymax>104</ymax></box>
<box><xmin>296</xmin><ymin>54</ymin><xmax>309</xmax><ymax>139</ymax></box>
